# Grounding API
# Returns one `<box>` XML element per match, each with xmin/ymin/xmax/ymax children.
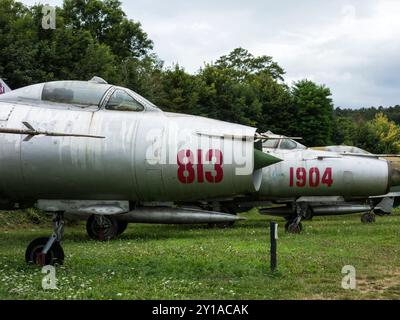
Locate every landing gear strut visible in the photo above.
<box><xmin>25</xmin><ymin>212</ymin><xmax>65</xmax><ymax>266</ymax></box>
<box><xmin>285</xmin><ymin>203</ymin><xmax>309</xmax><ymax>234</ymax></box>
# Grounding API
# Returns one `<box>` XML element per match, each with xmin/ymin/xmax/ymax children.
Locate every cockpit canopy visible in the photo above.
<box><xmin>263</xmin><ymin>138</ymin><xmax>306</xmax><ymax>150</ymax></box>
<box><xmin>43</xmin><ymin>81</ymin><xmax>110</xmax><ymax>106</ymax></box>
<box><xmin>0</xmin><ymin>79</ymin><xmax>159</xmax><ymax>112</ymax></box>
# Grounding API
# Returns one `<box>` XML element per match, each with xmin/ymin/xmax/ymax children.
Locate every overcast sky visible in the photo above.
<box><xmin>21</xmin><ymin>0</ymin><xmax>400</xmax><ymax>108</ymax></box>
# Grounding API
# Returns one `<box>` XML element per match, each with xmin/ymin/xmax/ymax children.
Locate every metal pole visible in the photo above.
<box><xmin>270</xmin><ymin>222</ymin><xmax>278</xmax><ymax>272</ymax></box>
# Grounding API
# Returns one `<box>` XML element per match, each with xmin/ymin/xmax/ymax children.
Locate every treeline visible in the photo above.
<box><xmin>1</xmin><ymin>0</ymin><xmax>399</xmax><ymax>154</ymax></box>
<box><xmin>336</xmin><ymin>105</ymin><xmax>400</xmax><ymax>124</ymax></box>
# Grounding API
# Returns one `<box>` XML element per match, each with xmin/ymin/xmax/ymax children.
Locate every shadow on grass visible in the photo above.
<box><xmin>0</xmin><ymin>217</ymin><xmax>276</xmax><ymax>244</ymax></box>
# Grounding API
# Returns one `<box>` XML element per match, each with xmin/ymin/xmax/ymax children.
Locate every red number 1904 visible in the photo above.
<box><xmin>289</xmin><ymin>167</ymin><xmax>333</xmax><ymax>188</ymax></box>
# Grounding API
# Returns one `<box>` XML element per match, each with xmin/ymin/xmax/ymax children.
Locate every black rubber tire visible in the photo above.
<box><xmin>25</xmin><ymin>237</ymin><xmax>64</xmax><ymax>266</ymax></box>
<box><xmin>285</xmin><ymin>221</ymin><xmax>303</xmax><ymax>234</ymax></box>
<box><xmin>361</xmin><ymin>213</ymin><xmax>376</xmax><ymax>223</ymax></box>
<box><xmin>86</xmin><ymin>215</ymin><xmax>119</xmax><ymax>241</ymax></box>
<box><xmin>116</xmin><ymin>220</ymin><xmax>128</xmax><ymax>236</ymax></box>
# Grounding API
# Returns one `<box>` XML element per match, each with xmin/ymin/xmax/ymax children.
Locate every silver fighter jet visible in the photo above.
<box><xmin>0</xmin><ymin>77</ymin><xmax>280</xmax><ymax>265</ymax></box>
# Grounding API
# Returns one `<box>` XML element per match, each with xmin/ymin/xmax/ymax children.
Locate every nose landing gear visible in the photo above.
<box><xmin>25</xmin><ymin>212</ymin><xmax>65</xmax><ymax>266</ymax></box>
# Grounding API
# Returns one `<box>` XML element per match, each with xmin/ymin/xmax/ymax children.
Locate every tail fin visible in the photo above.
<box><xmin>0</xmin><ymin>78</ymin><xmax>11</xmax><ymax>94</ymax></box>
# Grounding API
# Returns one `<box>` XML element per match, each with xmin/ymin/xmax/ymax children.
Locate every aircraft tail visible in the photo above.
<box><xmin>0</xmin><ymin>78</ymin><xmax>11</xmax><ymax>94</ymax></box>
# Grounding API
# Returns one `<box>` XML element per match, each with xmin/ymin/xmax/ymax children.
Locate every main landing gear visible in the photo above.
<box><xmin>285</xmin><ymin>219</ymin><xmax>303</xmax><ymax>234</ymax></box>
<box><xmin>284</xmin><ymin>203</ymin><xmax>311</xmax><ymax>234</ymax></box>
<box><xmin>25</xmin><ymin>212</ymin><xmax>65</xmax><ymax>266</ymax></box>
<box><xmin>361</xmin><ymin>211</ymin><xmax>376</xmax><ymax>224</ymax></box>
<box><xmin>86</xmin><ymin>215</ymin><xmax>128</xmax><ymax>240</ymax></box>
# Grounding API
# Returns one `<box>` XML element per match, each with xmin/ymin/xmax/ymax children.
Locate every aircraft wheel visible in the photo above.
<box><xmin>116</xmin><ymin>220</ymin><xmax>128</xmax><ymax>236</ymax></box>
<box><xmin>361</xmin><ymin>212</ymin><xmax>376</xmax><ymax>224</ymax></box>
<box><xmin>86</xmin><ymin>215</ymin><xmax>119</xmax><ymax>241</ymax></box>
<box><xmin>285</xmin><ymin>221</ymin><xmax>303</xmax><ymax>234</ymax></box>
<box><xmin>25</xmin><ymin>237</ymin><xmax>64</xmax><ymax>266</ymax></box>
<box><xmin>303</xmin><ymin>207</ymin><xmax>314</xmax><ymax>221</ymax></box>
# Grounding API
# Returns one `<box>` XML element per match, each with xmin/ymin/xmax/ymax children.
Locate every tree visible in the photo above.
<box><xmin>0</xmin><ymin>0</ymin><xmax>157</xmax><ymax>90</ymax></box>
<box><xmin>154</xmin><ymin>64</ymin><xmax>198</xmax><ymax>114</ymax></box>
<box><xmin>119</xmin><ymin>56</ymin><xmax>164</xmax><ymax>103</ymax></box>
<box><xmin>62</xmin><ymin>0</ymin><xmax>153</xmax><ymax>60</ymax></box>
<box><xmin>29</xmin><ymin>4</ymin><xmax>121</xmax><ymax>84</ymax></box>
<box><xmin>249</xmin><ymin>72</ymin><xmax>294</xmax><ymax>134</ymax></box>
<box><xmin>215</xmin><ymin>47</ymin><xmax>285</xmax><ymax>81</ymax></box>
<box><xmin>332</xmin><ymin>116</ymin><xmax>357</xmax><ymax>145</ymax></box>
<box><xmin>291</xmin><ymin>80</ymin><xmax>334</xmax><ymax>146</ymax></box>
<box><xmin>195</xmin><ymin>63</ymin><xmax>262</xmax><ymax>127</ymax></box>
<box><xmin>192</xmin><ymin>48</ymin><xmax>292</xmax><ymax>129</ymax></box>
<box><xmin>368</xmin><ymin>113</ymin><xmax>400</xmax><ymax>153</ymax></box>
<box><xmin>0</xmin><ymin>0</ymin><xmax>41</xmax><ymax>88</ymax></box>
<box><xmin>347</xmin><ymin>113</ymin><xmax>400</xmax><ymax>154</ymax></box>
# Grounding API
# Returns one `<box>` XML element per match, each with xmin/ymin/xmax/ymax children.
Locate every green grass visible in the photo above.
<box><xmin>0</xmin><ymin>209</ymin><xmax>400</xmax><ymax>300</ymax></box>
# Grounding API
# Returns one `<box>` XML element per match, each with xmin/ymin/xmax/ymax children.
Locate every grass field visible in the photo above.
<box><xmin>0</xmin><ymin>209</ymin><xmax>399</xmax><ymax>300</ymax></box>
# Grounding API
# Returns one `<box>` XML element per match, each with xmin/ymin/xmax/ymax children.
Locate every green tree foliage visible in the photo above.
<box><xmin>0</xmin><ymin>0</ymin><xmax>154</xmax><ymax>88</ymax></box>
<box><xmin>332</xmin><ymin>116</ymin><xmax>357</xmax><ymax>145</ymax></box>
<box><xmin>7</xmin><ymin>0</ymin><xmax>394</xmax><ymax>154</ymax></box>
<box><xmin>119</xmin><ymin>56</ymin><xmax>164</xmax><ymax>101</ymax></box>
<box><xmin>332</xmin><ymin>113</ymin><xmax>400</xmax><ymax>154</ymax></box>
<box><xmin>194</xmin><ymin>48</ymin><xmax>292</xmax><ymax>129</ymax></box>
<box><xmin>354</xmin><ymin>113</ymin><xmax>400</xmax><ymax>154</ymax></box>
<box><xmin>62</xmin><ymin>0</ymin><xmax>153</xmax><ymax>59</ymax></box>
<box><xmin>335</xmin><ymin>105</ymin><xmax>400</xmax><ymax>126</ymax></box>
<box><xmin>0</xmin><ymin>0</ymin><xmax>40</xmax><ymax>87</ymax></box>
<box><xmin>291</xmin><ymin>80</ymin><xmax>334</xmax><ymax>146</ymax></box>
<box><xmin>195</xmin><ymin>63</ymin><xmax>262</xmax><ymax>127</ymax></box>
<box><xmin>154</xmin><ymin>64</ymin><xmax>198</xmax><ymax>114</ymax></box>
<box><xmin>250</xmin><ymin>72</ymin><xmax>294</xmax><ymax>134</ymax></box>
<box><xmin>371</xmin><ymin>113</ymin><xmax>400</xmax><ymax>153</ymax></box>
<box><xmin>215</xmin><ymin>47</ymin><xmax>285</xmax><ymax>81</ymax></box>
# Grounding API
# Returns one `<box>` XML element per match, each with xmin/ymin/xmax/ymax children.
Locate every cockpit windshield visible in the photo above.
<box><xmin>263</xmin><ymin>139</ymin><xmax>279</xmax><ymax>149</ymax></box>
<box><xmin>42</xmin><ymin>81</ymin><xmax>111</xmax><ymax>107</ymax></box>
<box><xmin>0</xmin><ymin>80</ymin><xmax>162</xmax><ymax>112</ymax></box>
<box><xmin>0</xmin><ymin>81</ymin><xmax>112</xmax><ymax>107</ymax></box>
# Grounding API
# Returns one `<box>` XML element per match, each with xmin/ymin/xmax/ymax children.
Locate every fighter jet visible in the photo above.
<box><xmin>214</xmin><ymin>133</ymin><xmax>400</xmax><ymax>233</ymax></box>
<box><xmin>0</xmin><ymin>77</ymin><xmax>280</xmax><ymax>265</ymax></box>
<box><xmin>85</xmin><ymin>132</ymin><xmax>400</xmax><ymax>239</ymax></box>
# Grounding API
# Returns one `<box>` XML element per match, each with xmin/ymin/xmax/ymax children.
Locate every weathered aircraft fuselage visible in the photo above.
<box><xmin>259</xmin><ymin>148</ymin><xmax>391</xmax><ymax>198</ymax></box>
<box><xmin>0</xmin><ymin>81</ymin><xmax>273</xmax><ymax>204</ymax></box>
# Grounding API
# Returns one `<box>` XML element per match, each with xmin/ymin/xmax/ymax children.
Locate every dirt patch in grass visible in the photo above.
<box><xmin>357</xmin><ymin>267</ymin><xmax>400</xmax><ymax>297</ymax></box>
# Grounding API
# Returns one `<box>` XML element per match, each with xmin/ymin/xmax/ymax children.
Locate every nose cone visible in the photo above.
<box><xmin>254</xmin><ymin>149</ymin><xmax>282</xmax><ymax>170</ymax></box>
<box><xmin>386</xmin><ymin>157</ymin><xmax>400</xmax><ymax>188</ymax></box>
